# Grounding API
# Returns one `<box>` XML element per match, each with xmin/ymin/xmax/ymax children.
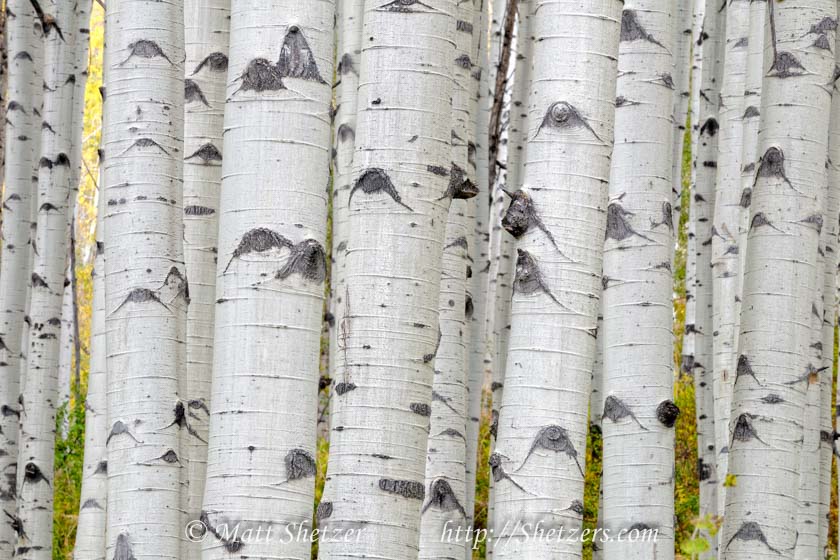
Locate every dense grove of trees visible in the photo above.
<box><xmin>0</xmin><ymin>0</ymin><xmax>838</xmax><ymax>559</ymax></box>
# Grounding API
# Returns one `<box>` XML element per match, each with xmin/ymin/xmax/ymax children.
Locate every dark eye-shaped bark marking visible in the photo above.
<box><xmin>284</xmin><ymin>448</ymin><xmax>316</xmax><ymax>481</ymax></box>
<box><xmin>785</xmin><ymin>363</ymin><xmax>825</xmax><ymax>386</ymax></box>
<box><xmin>316</xmin><ymin>501</ymin><xmax>333</xmax><ymax>522</ymax></box>
<box><xmin>200</xmin><ymin>512</ymin><xmax>243</xmax><ymax>553</ymax></box>
<box><xmin>233</xmin><ymin>58</ymin><xmax>285</xmax><ymax>94</ymax></box>
<box><xmin>144</xmin><ymin>449</ymin><xmax>180</xmax><ymax>465</ymax></box>
<box><xmin>338</xmin><ymin>53</ymin><xmax>357</xmax><ymax>76</ymax></box>
<box><xmin>443</xmin><ymin>235</ymin><xmax>469</xmax><ymax>255</ymax></box>
<box><xmin>735</xmin><ymin>354</ymin><xmax>763</xmax><ymax>386</ymax></box>
<box><xmin>185</xmin><ymin>143</ymin><xmax>222</xmax><ymax>164</ymax></box>
<box><xmin>742</xmin><ymin>106</ymin><xmax>760</xmax><ymax>119</ymax></box>
<box><xmin>120</xmin><ymin>40</ymin><xmax>173</xmax><ymax>66</ymax></box>
<box><xmin>192</xmin><ymin>52</ymin><xmax>228</xmax><ymax>75</ymax></box>
<box><xmin>7</xmin><ymin>101</ymin><xmax>26</xmax><ymax>114</ymax></box>
<box><xmin>379</xmin><ymin>0</ymin><xmax>436</xmax><ymax>12</ymax></box>
<box><xmin>455</xmin><ymin>54</ymin><xmax>472</xmax><ymax>69</ymax></box>
<box><xmin>700</xmin><ymin>117</ymin><xmax>719</xmax><ymax>137</ymax></box>
<box><xmin>274</xmin><ymin>239</ymin><xmax>327</xmax><ymax>283</ymax></box>
<box><xmin>748</xmin><ymin>212</ymin><xmax>782</xmax><ymax>233</ymax></box>
<box><xmin>423</xmin><ymin>329</ymin><xmax>442</xmax><ymax>363</ymax></box>
<box><xmin>349</xmin><ymin>168</ymin><xmax>413</xmax><ymax>211</ymax></box>
<box><xmin>811</xmin><ymin>33</ymin><xmax>831</xmax><ymax>50</ymax></box>
<box><xmin>606</xmin><ymin>202</ymin><xmax>654</xmax><ymax>242</ymax></box>
<box><xmin>731</xmin><ymin>413</ymin><xmax>767</xmax><ymax>446</ymax></box>
<box><xmin>697</xmin><ymin>458</ymin><xmax>712</xmax><ymax>481</ymax></box>
<box><xmin>113</xmin><ymin>532</ymin><xmax>137</xmax><ymax>560</ymax></box>
<box><xmin>432</xmin><ymin>390</ymin><xmax>459</xmax><ymax>415</ymax></box>
<box><xmin>39</xmin><ymin>202</ymin><xmax>58</xmax><ymax>213</ymax></box>
<box><xmin>31</xmin><ymin>273</ymin><xmax>48</xmax><ymax>289</ymax></box>
<box><xmin>163</xmin><ymin>266</ymin><xmax>190</xmax><ymax>303</ymax></box>
<box><xmin>276</xmin><ymin>27</ymin><xmax>326</xmax><ymax>83</ymax></box>
<box><xmin>799</xmin><ymin>213</ymin><xmax>823</xmax><ymax>233</ymax></box>
<box><xmin>621</xmin><ymin>9</ymin><xmax>665</xmax><ymax>48</ymax></box>
<box><xmin>649</xmin><ymin>201</ymin><xmax>674</xmax><ymax>231</ymax></box>
<box><xmin>656</xmin><ymin>400</ymin><xmax>680</xmax><ymax>428</ymax></box>
<box><xmin>566</xmin><ymin>499</ymin><xmax>585</xmax><ymax>516</ymax></box>
<box><xmin>119</xmin><ymin>138</ymin><xmax>170</xmax><ymax>157</ymax></box>
<box><xmin>337</xmin><ymin>123</ymin><xmax>355</xmax><ymax>143</ymax></box>
<box><xmin>490</xmin><ymin>409</ymin><xmax>499</xmax><ymax>439</ymax></box>
<box><xmin>23</xmin><ymin>463</ymin><xmax>49</xmax><ymax>486</ymax></box>
<box><xmin>80</xmin><ymin>498</ymin><xmax>103</xmax><ymax>511</ymax></box>
<box><xmin>534</xmin><ymin>101</ymin><xmax>602</xmax><ymax>142</ymax></box>
<box><xmin>185</xmin><ymin>79</ymin><xmax>209</xmax><ymax>106</ymax></box>
<box><xmin>655</xmin><ymin>73</ymin><xmax>675</xmax><ymax>89</ymax></box>
<box><xmin>162</xmin><ymin>401</ymin><xmax>205</xmax><ymax>441</ymax></box>
<box><xmin>804</xmin><ymin>16</ymin><xmax>837</xmax><ymax>36</ymax></box>
<box><xmin>615</xmin><ymin>95</ymin><xmax>640</xmax><ymax>108</ymax></box>
<box><xmin>410</xmin><ymin>402</ymin><xmax>431</xmax><ymax>416</ymax></box>
<box><xmin>439</xmin><ymin>163</ymin><xmax>478</xmax><ymax>200</ymax></box>
<box><xmin>739</xmin><ymin>187</ymin><xmax>752</xmax><ymax>208</ymax></box>
<box><xmin>224</xmin><ymin>228</ymin><xmax>293</xmax><ymax>272</ymax></box>
<box><xmin>112</xmin><ymin>288</ymin><xmax>167</xmax><ymax>314</ymax></box>
<box><xmin>14</xmin><ymin>51</ymin><xmax>32</xmax><ymax>61</ymax></box>
<box><xmin>602</xmin><ymin>395</ymin><xmax>647</xmax><ymax>430</ymax></box>
<box><xmin>489</xmin><ymin>452</ymin><xmax>533</xmax><ymax>494</ymax></box>
<box><xmin>185</xmin><ymin>205</ymin><xmax>216</xmax><ymax>216</ymax></box>
<box><xmin>379</xmin><ymin>478</ymin><xmax>425</xmax><ymax>500</ymax></box>
<box><xmin>769</xmin><ymin>51</ymin><xmax>805</xmax><ymax>78</ymax></box>
<box><xmin>754</xmin><ymin>146</ymin><xmax>794</xmax><ymax>190</ymax></box>
<box><xmin>513</xmin><ymin>249</ymin><xmax>567</xmax><ymax>309</ymax></box>
<box><xmin>515</xmin><ymin>425</ymin><xmax>584</xmax><ymax>476</ymax></box>
<box><xmin>502</xmin><ymin>191</ymin><xmax>568</xmax><ymax>258</ymax></box>
<box><xmin>422</xmin><ymin>479</ymin><xmax>466</xmax><ymax>516</ymax></box>
<box><xmin>334</xmin><ymin>382</ymin><xmax>356</xmax><ymax>395</ymax></box>
<box><xmin>438</xmin><ymin>427</ymin><xmax>465</xmax><ymax>440</ymax></box>
<box><xmin>41</xmin><ymin>121</ymin><xmax>55</xmax><ymax>134</ymax></box>
<box><xmin>725</xmin><ymin>521</ymin><xmax>782</xmax><ymax>554</ymax></box>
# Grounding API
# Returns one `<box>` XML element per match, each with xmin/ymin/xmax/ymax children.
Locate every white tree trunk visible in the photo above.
<box><xmin>17</xmin><ymin>2</ymin><xmax>78</xmax><ymax>556</ymax></box>
<box><xmin>199</xmin><ymin>2</ymin><xmax>334</xmax><ymax>559</ymax></box>
<box><xmin>0</xmin><ymin>1</ymin><xmax>41</xmax><ymax>552</ymax></box>
<box><xmin>491</xmin><ymin>0</ymin><xmax>621</xmax><ymax>557</ymax></box>
<box><xmin>57</xmin><ymin>256</ymin><xmax>75</xmax><ymax>423</ymax></box>
<box><xmin>73</xmin><ymin>188</ymin><xmax>107</xmax><ymax>560</ymax></box>
<box><xmin>181</xmin><ymin>1</ymin><xmax>229</xmax><ymax>557</ymax></box>
<box><xmin>317</xmin><ymin>1</ymin><xmax>457</xmax><ymax>557</ymax></box>
<box><xmin>710</xmin><ymin>0</ymin><xmax>750</xmax><ymax>514</ymax></box>
<box><xmin>721</xmin><ymin>0</ymin><xmax>837</xmax><ymax>556</ymax></box>
<box><xmin>601</xmin><ymin>2</ymin><xmax>675</xmax><ymax>558</ymax></box>
<box><xmin>102</xmin><ymin>0</ymin><xmax>186</xmax><ymax>555</ymax></box>
<box><xmin>669</xmin><ymin>0</ymin><xmax>694</xmax><ymax>221</ymax></box>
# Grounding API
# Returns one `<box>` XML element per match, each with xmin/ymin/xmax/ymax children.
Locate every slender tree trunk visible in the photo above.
<box><xmin>670</xmin><ymin>0</ymin><xmax>693</xmax><ymax>221</ymax></box>
<box><xmin>102</xmin><ymin>0</ymin><xmax>186</xmax><ymax>555</ymax></box>
<box><xmin>0</xmin><ymin>0</ymin><xmax>41</xmax><ymax>553</ymax></box>
<box><xmin>181</xmin><ymin>1</ymin><xmax>229</xmax><ymax>556</ymax></box>
<box><xmin>328</xmin><ymin>0</ymin><xmax>364</xmax><ymax>441</ymax></box>
<box><xmin>491</xmin><ymin>0</ymin><xmax>621</xmax><ymax>557</ymax></box>
<box><xmin>317</xmin><ymin>1</ymin><xmax>457</xmax><ymax>557</ymax></box>
<box><xmin>199</xmin><ymin>3</ymin><xmax>333</xmax><ymax>559</ymax></box>
<box><xmin>17</xmin><ymin>2</ymin><xmax>78</xmax><ymax>556</ymax></box>
<box><xmin>601</xmin><ymin>2</ymin><xmax>675</xmax><ymax>558</ymax></box>
<box><xmin>57</xmin><ymin>254</ymin><xmax>74</xmax><ymax>425</ymax></box>
<box><xmin>690</xmin><ymin>0</ymin><xmax>725</xmax><ymax>551</ymax></box>
<box><xmin>722</xmin><ymin>0</ymin><xmax>837</xmax><ymax>556</ymax></box>
<box><xmin>710</xmin><ymin>0</ymin><xmax>750</xmax><ymax>514</ymax></box>
<box><xmin>73</xmin><ymin>187</ymin><xmax>107</xmax><ymax>560</ymax></box>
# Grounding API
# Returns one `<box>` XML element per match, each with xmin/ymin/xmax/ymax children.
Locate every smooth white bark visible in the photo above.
<box><xmin>0</xmin><ymin>1</ymin><xmax>41</xmax><ymax>551</ymax></box>
<box><xmin>200</xmin><ymin>2</ymin><xmax>333</xmax><ymax>559</ymax></box>
<box><xmin>601</xmin><ymin>3</ymin><xmax>675</xmax><ymax>558</ymax></box>
<box><xmin>181</xmin><ymin>1</ymin><xmax>229</xmax><ymax>556</ymax></box>
<box><xmin>317</xmin><ymin>1</ymin><xmax>456</xmax><ymax>557</ymax></box>
<box><xmin>491</xmin><ymin>0</ymin><xmax>621</xmax><ymax>557</ymax></box>
<box><xmin>722</xmin><ymin>0</ymin><xmax>837</xmax><ymax>555</ymax></box>
<box><xmin>102</xmin><ymin>0</ymin><xmax>186</xmax><ymax>556</ymax></box>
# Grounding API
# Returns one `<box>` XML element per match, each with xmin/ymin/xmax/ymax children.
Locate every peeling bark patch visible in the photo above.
<box><xmin>185</xmin><ymin>143</ymin><xmax>222</xmax><ymax>164</ymax></box>
<box><xmin>725</xmin><ymin>521</ymin><xmax>781</xmax><ymax>554</ymax></box>
<box><xmin>285</xmin><ymin>449</ymin><xmax>316</xmax><ymax>481</ymax></box>
<box><xmin>23</xmin><ymin>463</ymin><xmax>49</xmax><ymax>486</ymax></box>
<box><xmin>275</xmin><ymin>239</ymin><xmax>327</xmax><ymax>283</ymax></box>
<box><xmin>379</xmin><ymin>478</ymin><xmax>425</xmax><ymax>500</ymax></box>
<box><xmin>277</xmin><ymin>27</ymin><xmax>327</xmax><ymax>83</ymax></box>
<box><xmin>379</xmin><ymin>0</ymin><xmax>436</xmax><ymax>13</ymax></box>
<box><xmin>535</xmin><ymin>101</ymin><xmax>602</xmax><ymax>142</ymax></box>
<box><xmin>514</xmin><ymin>249</ymin><xmax>565</xmax><ymax>308</ymax></box>
<box><xmin>516</xmin><ymin>425</ymin><xmax>584</xmax><ymax>476</ymax></box>
<box><xmin>120</xmin><ymin>40</ymin><xmax>173</xmax><ymax>66</ymax></box>
<box><xmin>621</xmin><ymin>9</ymin><xmax>665</xmax><ymax>48</ymax></box>
<box><xmin>422</xmin><ymin>479</ymin><xmax>466</xmax><ymax>516</ymax></box>
<box><xmin>350</xmin><ymin>168</ymin><xmax>413</xmax><ymax>210</ymax></box>
<box><xmin>602</xmin><ymin>395</ymin><xmax>646</xmax><ymax>430</ymax></box>
<box><xmin>185</xmin><ymin>79</ymin><xmax>209</xmax><ymax>106</ymax></box>
<box><xmin>234</xmin><ymin>58</ymin><xmax>285</xmax><ymax>94</ymax></box>
<box><xmin>656</xmin><ymin>400</ymin><xmax>680</xmax><ymax>427</ymax></box>
<box><xmin>502</xmin><ymin>190</ymin><xmax>565</xmax><ymax>255</ymax></box>
<box><xmin>606</xmin><ymin>202</ymin><xmax>653</xmax><ymax>242</ymax></box>
<box><xmin>113</xmin><ymin>532</ymin><xmax>137</xmax><ymax>560</ymax></box>
<box><xmin>192</xmin><ymin>52</ymin><xmax>228</xmax><ymax>74</ymax></box>
<box><xmin>185</xmin><ymin>205</ymin><xmax>216</xmax><ymax>216</ymax></box>
<box><xmin>334</xmin><ymin>382</ymin><xmax>356</xmax><ymax>395</ymax></box>
<box><xmin>410</xmin><ymin>402</ymin><xmax>431</xmax><ymax>416</ymax></box>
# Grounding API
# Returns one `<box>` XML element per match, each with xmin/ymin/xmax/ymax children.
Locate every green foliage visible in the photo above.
<box><xmin>52</xmin><ymin>402</ymin><xmax>86</xmax><ymax>559</ymax></box>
